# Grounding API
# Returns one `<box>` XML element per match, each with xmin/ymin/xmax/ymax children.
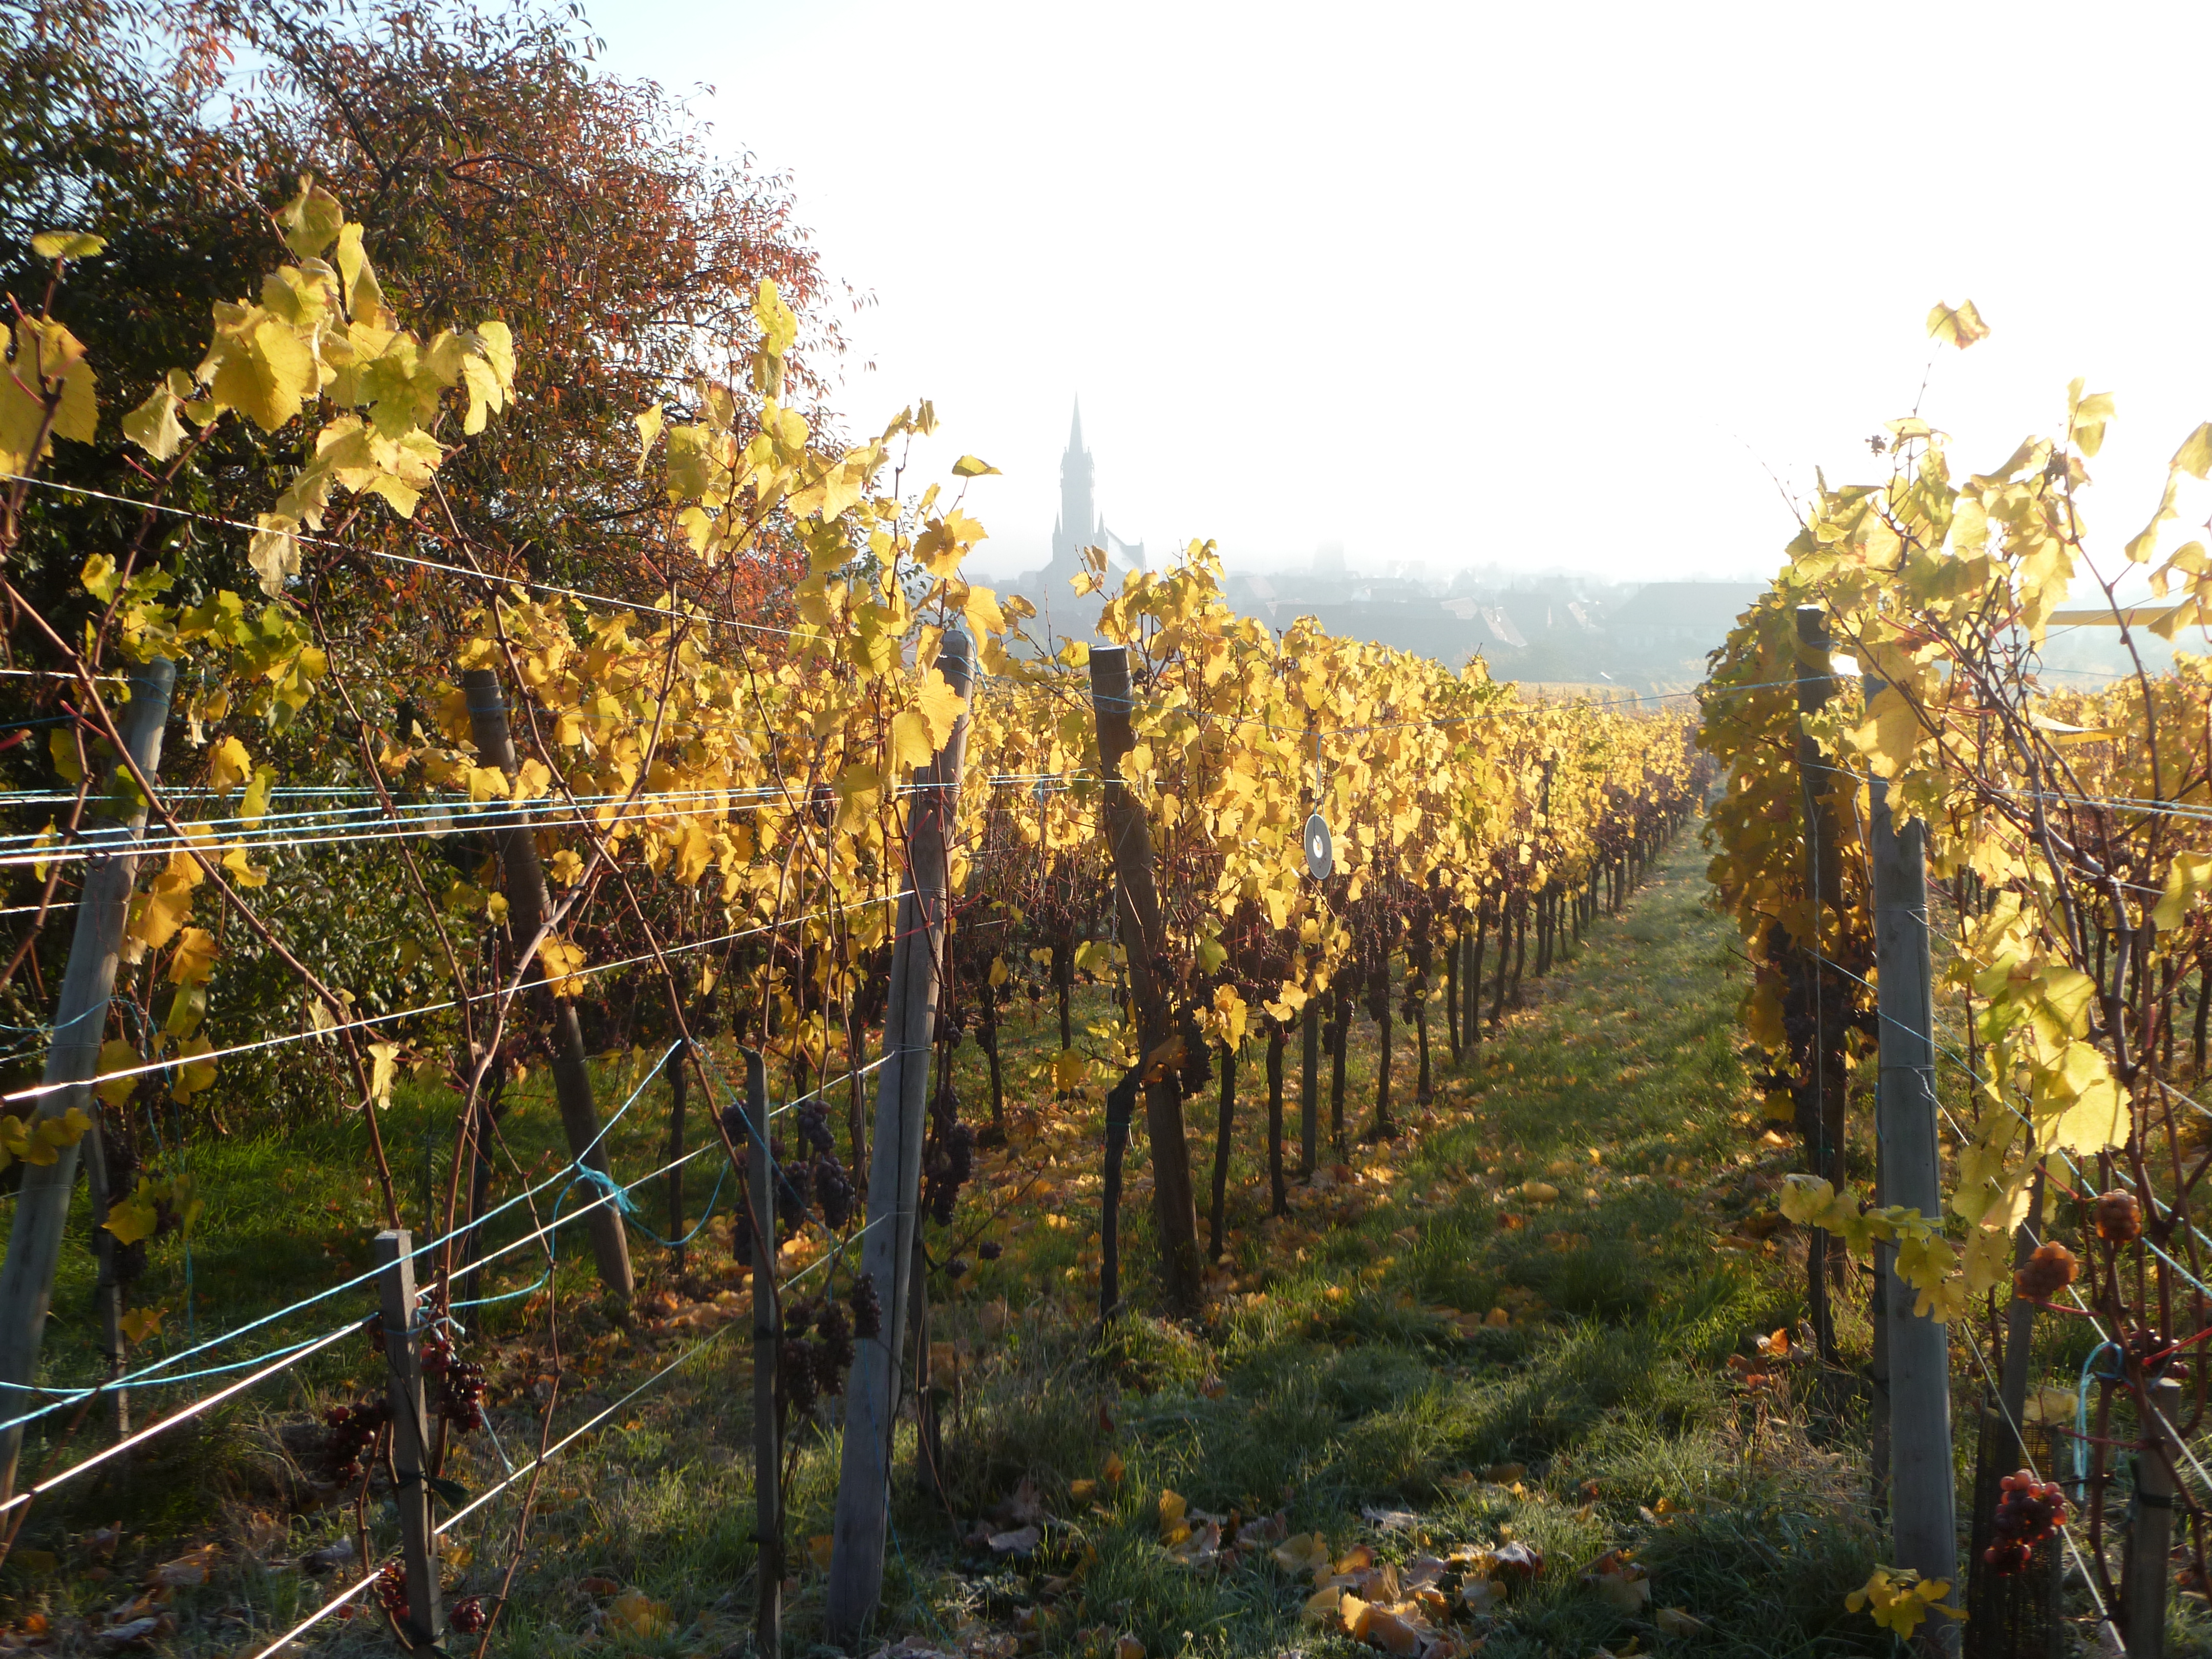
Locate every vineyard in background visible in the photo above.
<box><xmin>0</xmin><ymin>173</ymin><xmax>1715</xmax><ymax>1659</ymax></box>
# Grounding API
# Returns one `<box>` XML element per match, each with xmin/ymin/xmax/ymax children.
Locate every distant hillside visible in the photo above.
<box><xmin>1219</xmin><ymin>572</ymin><xmax>1762</xmax><ymax>692</ymax></box>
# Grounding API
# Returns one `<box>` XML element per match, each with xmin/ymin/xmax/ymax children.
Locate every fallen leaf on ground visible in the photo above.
<box><xmin>605</xmin><ymin>1588</ymin><xmax>671</xmax><ymax>1640</ymax></box>
<box><xmin>1493</xmin><ymin>1540</ymin><xmax>1542</xmax><ymax>1578</ymax></box>
<box><xmin>153</xmin><ymin>1544</ymin><xmax>220</xmax><ymax>1588</ymax></box>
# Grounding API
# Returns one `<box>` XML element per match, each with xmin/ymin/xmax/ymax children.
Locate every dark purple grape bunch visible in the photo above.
<box><xmin>779</xmin><ymin>1298</ymin><xmax>822</xmax><ymax>1419</ymax></box>
<box><xmin>450</xmin><ymin>1597</ymin><xmax>487</xmax><ymax>1633</ymax></box>
<box><xmin>814</xmin><ymin>1155</ymin><xmax>855</xmax><ymax>1230</ymax></box>
<box><xmin>320</xmin><ymin>1397</ymin><xmax>392</xmax><ymax>1484</ymax></box>
<box><xmin>812</xmin><ymin>1300</ymin><xmax>853</xmax><ymax>1394</ymax></box>
<box><xmin>774</xmin><ymin>1143</ymin><xmax>811</xmax><ymax>1245</ymax></box>
<box><xmin>798</xmin><ymin>1105</ymin><xmax>856</xmax><ymax>1231</ymax></box>
<box><xmin>922</xmin><ymin>1120</ymin><xmax>974</xmax><ymax>1226</ymax></box>
<box><xmin>732</xmin><ymin>1135</ymin><xmax>810</xmax><ymax>1259</ymax></box>
<box><xmin>1985</xmin><ymin>1470</ymin><xmax>2068</xmax><ymax>1575</ymax></box>
<box><xmin>779</xmin><ymin>1296</ymin><xmax>858</xmax><ymax>1415</ymax></box>
<box><xmin>795</xmin><ymin>1103</ymin><xmax>835</xmax><ymax>1157</ymax></box>
<box><xmin>848</xmin><ymin>1271</ymin><xmax>882</xmax><ymax>1341</ymax></box>
<box><xmin>416</xmin><ymin>1324</ymin><xmax>487</xmax><ymax>1435</ymax></box>
<box><xmin>440</xmin><ymin>1358</ymin><xmax>487</xmax><ymax>1434</ymax></box>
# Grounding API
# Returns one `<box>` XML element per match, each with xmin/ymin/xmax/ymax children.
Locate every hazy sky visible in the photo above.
<box><xmin>591</xmin><ymin>2</ymin><xmax>2212</xmax><ymax>590</ymax></box>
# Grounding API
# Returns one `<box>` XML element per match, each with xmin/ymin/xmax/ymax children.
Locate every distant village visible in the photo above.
<box><xmin>999</xmin><ymin>405</ymin><xmax>1759</xmax><ymax>694</ymax></box>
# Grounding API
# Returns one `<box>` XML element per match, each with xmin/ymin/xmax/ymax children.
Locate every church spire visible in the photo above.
<box><xmin>1056</xmin><ymin>395</ymin><xmax>1096</xmax><ymax>566</ymax></box>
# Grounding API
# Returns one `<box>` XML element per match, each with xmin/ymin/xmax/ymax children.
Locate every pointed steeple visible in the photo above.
<box><xmin>1056</xmin><ymin>395</ymin><xmax>1096</xmax><ymax>566</ymax></box>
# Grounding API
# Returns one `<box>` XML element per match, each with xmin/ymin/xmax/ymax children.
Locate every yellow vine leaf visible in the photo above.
<box><xmin>1925</xmin><ymin>299</ymin><xmax>1989</xmax><ymax>350</ymax></box>
<box><xmin>207</xmin><ymin>736</ymin><xmax>252</xmax><ymax>793</ymax></box>
<box><xmin>0</xmin><ymin>317</ymin><xmax>97</xmax><ymax>475</ymax></box>
<box><xmin>538</xmin><ymin>937</ymin><xmax>587</xmax><ymax>998</ymax></box>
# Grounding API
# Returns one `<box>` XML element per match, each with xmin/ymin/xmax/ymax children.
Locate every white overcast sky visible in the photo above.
<box><xmin>590</xmin><ymin>1</ymin><xmax>2212</xmax><ymax>589</ymax></box>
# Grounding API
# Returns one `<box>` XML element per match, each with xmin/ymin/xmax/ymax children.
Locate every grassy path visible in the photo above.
<box><xmin>0</xmin><ymin>833</ymin><xmax>1897</xmax><ymax>1658</ymax></box>
<box><xmin>822</xmin><ymin>832</ymin><xmax>1886</xmax><ymax>1659</ymax></box>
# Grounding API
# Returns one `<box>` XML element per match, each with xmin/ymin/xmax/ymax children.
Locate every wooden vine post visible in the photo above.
<box><xmin>1086</xmin><ymin>645</ymin><xmax>1204</xmax><ymax>1314</ymax></box>
<box><xmin>2122</xmin><ymin>1374</ymin><xmax>2181</xmax><ymax>1657</ymax></box>
<box><xmin>667</xmin><ymin>1036</ymin><xmax>689</xmax><ymax>1272</ymax></box>
<box><xmin>1300</xmin><ymin>1015</ymin><xmax>1318</xmax><ymax>1179</ymax></box>
<box><xmin>0</xmin><ymin>658</ymin><xmax>175</xmax><ymax>1500</ymax></box>
<box><xmin>1866</xmin><ymin>732</ymin><xmax>1958</xmax><ymax>1630</ymax></box>
<box><xmin>375</xmin><ymin>1229</ymin><xmax>444</xmax><ymax>1651</ymax></box>
<box><xmin>825</xmin><ymin>631</ymin><xmax>974</xmax><ymax>1648</ymax></box>
<box><xmin>461</xmin><ymin>667</ymin><xmax>633</xmax><ymax>1304</ymax></box>
<box><xmin>746</xmin><ymin>1049</ymin><xmax>781</xmax><ymax>1659</ymax></box>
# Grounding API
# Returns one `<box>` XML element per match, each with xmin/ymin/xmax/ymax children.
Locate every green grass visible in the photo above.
<box><xmin>0</xmin><ymin>833</ymin><xmax>1910</xmax><ymax>1657</ymax></box>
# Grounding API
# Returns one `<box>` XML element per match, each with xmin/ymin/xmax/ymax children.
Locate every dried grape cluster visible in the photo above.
<box><xmin>2013</xmin><ymin>1243</ymin><xmax>2078</xmax><ymax>1302</ymax></box>
<box><xmin>797</xmin><ymin>1105</ymin><xmax>857</xmax><ymax>1230</ymax></box>
<box><xmin>449</xmin><ymin>1596</ymin><xmax>488</xmax><ymax>1633</ymax></box>
<box><xmin>2094</xmin><ymin>1189</ymin><xmax>2143</xmax><ymax>1243</ymax></box>
<box><xmin>814</xmin><ymin>1151</ymin><xmax>855</xmax><ymax>1230</ymax></box>
<box><xmin>724</xmin><ymin>1109</ymin><xmax>859</xmax><ymax>1260</ymax></box>
<box><xmin>921</xmin><ymin>1077</ymin><xmax>975</xmax><ymax>1229</ymax></box>
<box><xmin>779</xmin><ymin>1295</ymin><xmax>857</xmax><ymax>1417</ymax></box>
<box><xmin>419</xmin><ymin>1326</ymin><xmax>487</xmax><ymax>1435</ymax></box>
<box><xmin>849</xmin><ymin>1271</ymin><xmax>882</xmax><ymax>1340</ymax></box>
<box><xmin>1984</xmin><ymin>1470</ymin><xmax>2068</xmax><ymax>1574</ymax></box>
<box><xmin>374</xmin><ymin>1562</ymin><xmax>409</xmax><ymax>1618</ymax></box>
<box><xmin>319</xmin><ymin>1397</ymin><xmax>392</xmax><ymax>1484</ymax></box>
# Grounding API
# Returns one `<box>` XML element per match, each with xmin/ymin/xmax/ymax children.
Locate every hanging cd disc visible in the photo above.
<box><xmin>1304</xmin><ymin>813</ymin><xmax>1333</xmax><ymax>881</ymax></box>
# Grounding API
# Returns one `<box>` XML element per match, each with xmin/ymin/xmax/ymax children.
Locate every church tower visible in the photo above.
<box><xmin>1052</xmin><ymin>400</ymin><xmax>1097</xmax><ymax>567</ymax></box>
<box><xmin>1016</xmin><ymin>397</ymin><xmax>1144</xmax><ymax>633</ymax></box>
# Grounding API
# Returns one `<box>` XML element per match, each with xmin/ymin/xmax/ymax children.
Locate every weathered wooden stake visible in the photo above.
<box><xmin>1266</xmin><ymin>1024</ymin><xmax>1288</xmax><ymax>1216</ymax></box>
<box><xmin>2122</xmin><ymin>1375</ymin><xmax>2181</xmax><ymax>1658</ymax></box>
<box><xmin>462</xmin><ymin>667</ymin><xmax>632</xmax><ymax>1304</ymax></box>
<box><xmin>375</xmin><ymin>1229</ymin><xmax>444</xmax><ymax>1651</ymax></box>
<box><xmin>825</xmin><ymin>632</ymin><xmax>973</xmax><ymax>1647</ymax></box>
<box><xmin>746</xmin><ymin>1050</ymin><xmax>781</xmax><ymax>1659</ymax></box>
<box><xmin>1086</xmin><ymin>645</ymin><xmax>1203</xmax><ymax>1312</ymax></box>
<box><xmin>1868</xmin><ymin>717</ymin><xmax>1958</xmax><ymax>1636</ymax></box>
<box><xmin>0</xmin><ymin>659</ymin><xmax>174</xmax><ymax>1498</ymax></box>
<box><xmin>667</xmin><ymin>1036</ymin><xmax>688</xmax><ymax>1273</ymax></box>
<box><xmin>1300</xmin><ymin>1013</ymin><xmax>1318</xmax><ymax>1178</ymax></box>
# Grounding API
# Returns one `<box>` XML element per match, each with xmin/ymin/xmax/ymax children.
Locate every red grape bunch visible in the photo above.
<box><xmin>418</xmin><ymin>1324</ymin><xmax>488</xmax><ymax>1435</ymax></box>
<box><xmin>319</xmin><ymin>1397</ymin><xmax>392</xmax><ymax>1484</ymax></box>
<box><xmin>1984</xmin><ymin>1470</ymin><xmax>2068</xmax><ymax>1575</ymax></box>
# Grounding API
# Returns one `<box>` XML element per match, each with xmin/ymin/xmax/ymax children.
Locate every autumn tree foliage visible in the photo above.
<box><xmin>1</xmin><ymin>0</ymin><xmax>847</xmax><ymax>1104</ymax></box>
<box><xmin>211</xmin><ymin>0</ymin><xmax>847</xmax><ymax>620</ymax></box>
<box><xmin>3</xmin><ymin>0</ymin><xmax>842</xmax><ymax>620</ymax></box>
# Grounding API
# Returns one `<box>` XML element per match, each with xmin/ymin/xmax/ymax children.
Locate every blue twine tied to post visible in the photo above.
<box><xmin>568</xmin><ymin>1166</ymin><xmax>637</xmax><ymax>1216</ymax></box>
<box><xmin>2073</xmin><ymin>1340</ymin><xmax>2125</xmax><ymax>1497</ymax></box>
